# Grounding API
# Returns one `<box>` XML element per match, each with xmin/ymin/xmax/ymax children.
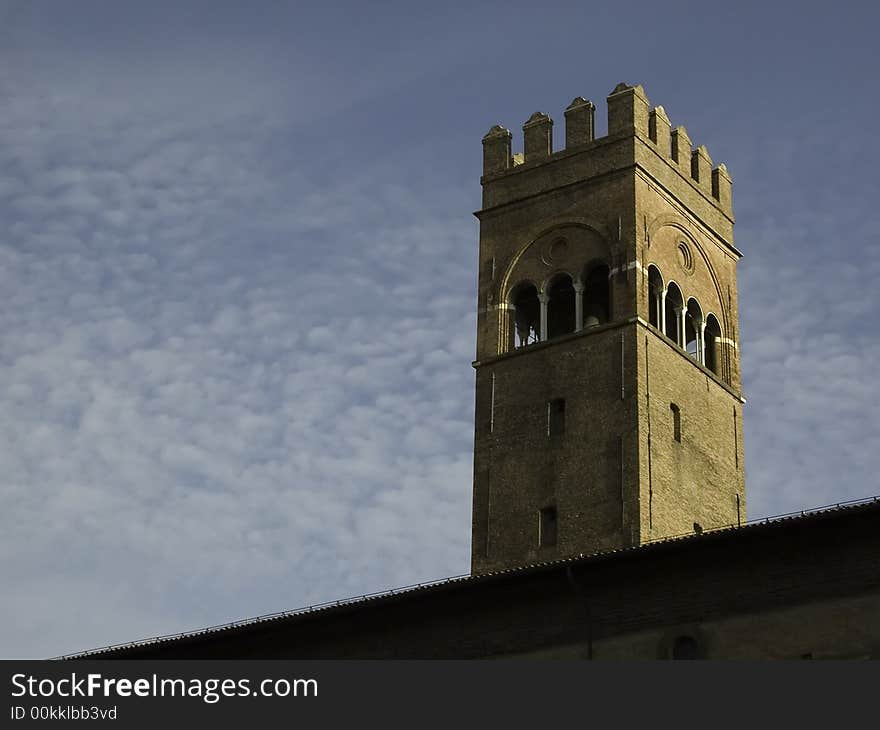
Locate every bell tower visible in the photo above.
<box><xmin>471</xmin><ymin>83</ymin><xmax>745</xmax><ymax>575</ymax></box>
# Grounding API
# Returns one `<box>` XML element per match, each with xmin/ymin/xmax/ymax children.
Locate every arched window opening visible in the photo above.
<box><xmin>647</xmin><ymin>265</ymin><xmax>663</xmax><ymax>329</ymax></box>
<box><xmin>583</xmin><ymin>263</ymin><xmax>610</xmax><ymax>328</ymax></box>
<box><xmin>704</xmin><ymin>314</ymin><xmax>722</xmax><ymax>376</ymax></box>
<box><xmin>664</xmin><ymin>283</ymin><xmax>684</xmax><ymax>346</ymax></box>
<box><xmin>685</xmin><ymin>298</ymin><xmax>703</xmax><ymax>361</ymax></box>
<box><xmin>672</xmin><ymin>635</ymin><xmax>699</xmax><ymax>660</ymax></box>
<box><xmin>511</xmin><ymin>283</ymin><xmax>540</xmax><ymax>349</ymax></box>
<box><xmin>546</xmin><ymin>274</ymin><xmax>576</xmax><ymax>339</ymax></box>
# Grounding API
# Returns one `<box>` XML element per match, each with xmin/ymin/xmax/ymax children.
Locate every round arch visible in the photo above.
<box><xmin>646</xmin><ymin>215</ymin><xmax>730</xmax><ymax>337</ymax></box>
<box><xmin>508</xmin><ymin>280</ymin><xmax>541</xmax><ymax>349</ymax></box>
<box><xmin>647</xmin><ymin>264</ymin><xmax>664</xmax><ymax>329</ymax></box>
<box><xmin>582</xmin><ymin>261</ymin><xmax>610</xmax><ymax>327</ymax></box>
<box><xmin>685</xmin><ymin>297</ymin><xmax>703</xmax><ymax>361</ymax></box>
<box><xmin>545</xmin><ymin>272</ymin><xmax>576</xmax><ymax>339</ymax></box>
<box><xmin>498</xmin><ymin>220</ymin><xmax>611</xmax><ymax>305</ymax></box>
<box><xmin>704</xmin><ymin>313</ymin><xmax>723</xmax><ymax>378</ymax></box>
<box><xmin>664</xmin><ymin>281</ymin><xmax>684</xmax><ymax>346</ymax></box>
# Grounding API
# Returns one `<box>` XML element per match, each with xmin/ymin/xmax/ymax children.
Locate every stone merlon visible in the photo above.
<box><xmin>480</xmin><ymin>83</ymin><xmax>733</xmax><ymax>216</ymax></box>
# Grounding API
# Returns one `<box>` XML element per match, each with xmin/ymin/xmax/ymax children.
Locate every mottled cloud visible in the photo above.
<box><xmin>2</xmin><ymin>1</ymin><xmax>879</xmax><ymax>658</ymax></box>
<box><xmin>0</xmin><ymin>25</ymin><xmax>477</xmax><ymax>657</ymax></box>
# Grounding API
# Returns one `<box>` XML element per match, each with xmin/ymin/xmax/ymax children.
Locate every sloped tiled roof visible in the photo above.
<box><xmin>59</xmin><ymin>495</ymin><xmax>880</xmax><ymax>659</ymax></box>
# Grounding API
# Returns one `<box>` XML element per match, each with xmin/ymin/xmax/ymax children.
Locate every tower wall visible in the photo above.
<box><xmin>472</xmin><ymin>83</ymin><xmax>744</xmax><ymax>575</ymax></box>
<box><xmin>475</xmin><ymin>167</ymin><xmax>637</xmax><ymax>364</ymax></box>
<box><xmin>635</xmin><ymin>330</ymin><xmax>746</xmax><ymax>542</ymax></box>
<box><xmin>472</xmin><ymin>323</ymin><xmax>642</xmax><ymax>574</ymax></box>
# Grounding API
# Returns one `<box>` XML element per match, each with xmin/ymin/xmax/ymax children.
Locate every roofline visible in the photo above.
<box><xmin>58</xmin><ymin>494</ymin><xmax>880</xmax><ymax>659</ymax></box>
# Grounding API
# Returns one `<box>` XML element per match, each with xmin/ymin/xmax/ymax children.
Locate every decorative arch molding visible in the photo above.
<box><xmin>645</xmin><ymin>215</ymin><xmax>733</xmax><ymax>382</ymax></box>
<box><xmin>498</xmin><ymin>218</ymin><xmax>612</xmax><ymax>302</ymax></box>
<box><xmin>704</xmin><ymin>311</ymin><xmax>722</xmax><ymax>335</ymax></box>
<box><xmin>645</xmin><ymin>215</ymin><xmax>727</xmax><ymax>330</ymax></box>
<box><xmin>644</xmin><ymin>264</ymin><xmax>731</xmax><ymax>383</ymax></box>
<box><xmin>505</xmin><ymin>278</ymin><xmax>540</xmax><ymax>305</ymax></box>
<box><xmin>540</xmin><ymin>269</ymin><xmax>578</xmax><ymax>294</ymax></box>
<box><xmin>646</xmin><ymin>213</ymin><xmax>703</xmax><ymax>248</ymax></box>
<box><xmin>497</xmin><ymin>219</ymin><xmax>612</xmax><ymax>354</ymax></box>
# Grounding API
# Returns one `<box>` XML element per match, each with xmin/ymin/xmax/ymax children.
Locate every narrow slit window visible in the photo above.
<box><xmin>548</xmin><ymin>398</ymin><xmax>566</xmax><ymax>439</ymax></box>
<box><xmin>670</xmin><ymin>403</ymin><xmax>681</xmax><ymax>442</ymax></box>
<box><xmin>539</xmin><ymin>506</ymin><xmax>558</xmax><ymax>547</ymax></box>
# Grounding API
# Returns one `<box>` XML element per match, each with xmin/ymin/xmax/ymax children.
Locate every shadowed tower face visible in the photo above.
<box><xmin>470</xmin><ymin>83</ymin><xmax>746</xmax><ymax>576</ymax></box>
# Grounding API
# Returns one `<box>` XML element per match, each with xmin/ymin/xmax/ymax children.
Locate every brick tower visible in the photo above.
<box><xmin>471</xmin><ymin>83</ymin><xmax>745</xmax><ymax>575</ymax></box>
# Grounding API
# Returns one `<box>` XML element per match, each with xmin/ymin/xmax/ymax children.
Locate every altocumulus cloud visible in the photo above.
<box><xmin>734</xmin><ymin>121</ymin><xmax>880</xmax><ymax>519</ymax></box>
<box><xmin>3</xmin><ymin>0</ymin><xmax>880</xmax><ymax>659</ymax></box>
<box><xmin>0</xmin><ymin>39</ymin><xmax>476</xmax><ymax>658</ymax></box>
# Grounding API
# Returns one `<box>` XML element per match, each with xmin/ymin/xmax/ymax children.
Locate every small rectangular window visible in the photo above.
<box><xmin>539</xmin><ymin>506</ymin><xmax>558</xmax><ymax>547</ymax></box>
<box><xmin>670</xmin><ymin>403</ymin><xmax>681</xmax><ymax>442</ymax></box>
<box><xmin>548</xmin><ymin>398</ymin><xmax>566</xmax><ymax>439</ymax></box>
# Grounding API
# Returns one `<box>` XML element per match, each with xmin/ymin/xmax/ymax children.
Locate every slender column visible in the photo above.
<box><xmin>607</xmin><ymin>266</ymin><xmax>614</xmax><ymax>323</ymax></box>
<box><xmin>679</xmin><ymin>308</ymin><xmax>687</xmax><ymax>348</ymax></box>
<box><xmin>660</xmin><ymin>289</ymin><xmax>667</xmax><ymax>336</ymax></box>
<box><xmin>573</xmin><ymin>280</ymin><xmax>584</xmax><ymax>332</ymax></box>
<box><xmin>507</xmin><ymin>304</ymin><xmax>516</xmax><ymax>350</ymax></box>
<box><xmin>538</xmin><ymin>292</ymin><xmax>549</xmax><ymax>341</ymax></box>
<box><xmin>490</xmin><ymin>373</ymin><xmax>496</xmax><ymax>432</ymax></box>
<box><xmin>699</xmin><ymin>321</ymin><xmax>707</xmax><ymax>365</ymax></box>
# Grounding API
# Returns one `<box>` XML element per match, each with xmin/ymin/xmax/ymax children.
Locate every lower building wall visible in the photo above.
<box><xmin>90</xmin><ymin>503</ymin><xmax>880</xmax><ymax>661</ymax></box>
<box><xmin>499</xmin><ymin>591</ymin><xmax>880</xmax><ymax>659</ymax></box>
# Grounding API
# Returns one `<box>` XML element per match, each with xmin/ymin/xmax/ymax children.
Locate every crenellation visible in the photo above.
<box><xmin>607</xmin><ymin>82</ymin><xmax>649</xmax><ymax>137</ymax></box>
<box><xmin>480</xmin><ymin>86</ymin><xmax>731</xmax><ymax>221</ymax></box>
<box><xmin>564</xmin><ymin>97</ymin><xmax>595</xmax><ymax>148</ymax></box>
<box><xmin>691</xmin><ymin>144</ymin><xmax>713</xmax><ymax>190</ymax></box>
<box><xmin>712</xmin><ymin>163</ymin><xmax>732</xmax><ymax>211</ymax></box>
<box><xmin>482</xmin><ymin>124</ymin><xmax>512</xmax><ymax>176</ymax></box>
<box><xmin>670</xmin><ymin>125</ymin><xmax>692</xmax><ymax>171</ymax></box>
<box><xmin>648</xmin><ymin>105</ymin><xmax>671</xmax><ymax>152</ymax></box>
<box><xmin>523</xmin><ymin>112</ymin><xmax>553</xmax><ymax>162</ymax></box>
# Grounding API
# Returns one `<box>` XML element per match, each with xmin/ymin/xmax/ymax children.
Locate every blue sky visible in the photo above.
<box><xmin>1</xmin><ymin>0</ymin><xmax>878</xmax><ymax>657</ymax></box>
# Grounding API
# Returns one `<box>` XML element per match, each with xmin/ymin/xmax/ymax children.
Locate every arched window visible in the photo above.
<box><xmin>664</xmin><ymin>282</ymin><xmax>684</xmax><ymax>346</ymax></box>
<box><xmin>704</xmin><ymin>314</ymin><xmax>722</xmax><ymax>377</ymax></box>
<box><xmin>546</xmin><ymin>273</ymin><xmax>575</xmax><ymax>339</ymax></box>
<box><xmin>685</xmin><ymin>298</ymin><xmax>703</xmax><ymax>361</ymax></box>
<box><xmin>672</xmin><ymin>635</ymin><xmax>699</xmax><ymax>660</ymax></box>
<box><xmin>647</xmin><ymin>265</ymin><xmax>663</xmax><ymax>329</ymax></box>
<box><xmin>583</xmin><ymin>263</ymin><xmax>610</xmax><ymax>328</ymax></box>
<box><xmin>510</xmin><ymin>282</ymin><xmax>540</xmax><ymax>349</ymax></box>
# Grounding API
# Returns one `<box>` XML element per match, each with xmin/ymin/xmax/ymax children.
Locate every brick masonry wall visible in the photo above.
<box><xmin>473</xmin><ymin>86</ymin><xmax>744</xmax><ymax>572</ymax></box>
<box><xmin>472</xmin><ymin>322</ymin><xmax>641</xmax><ymax>574</ymax></box>
<box><xmin>636</xmin><ymin>325</ymin><xmax>746</xmax><ymax>542</ymax></box>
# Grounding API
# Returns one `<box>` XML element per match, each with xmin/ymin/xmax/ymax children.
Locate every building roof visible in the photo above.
<box><xmin>59</xmin><ymin>495</ymin><xmax>880</xmax><ymax>659</ymax></box>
